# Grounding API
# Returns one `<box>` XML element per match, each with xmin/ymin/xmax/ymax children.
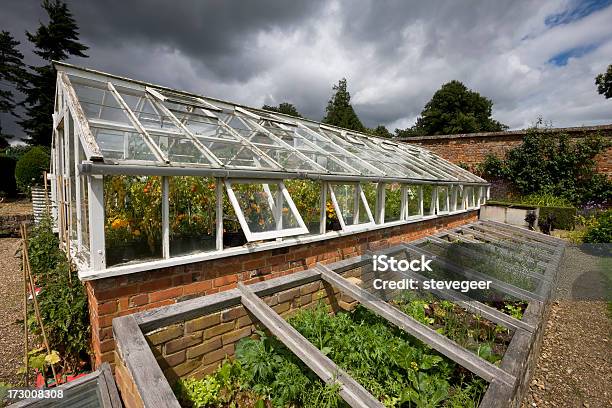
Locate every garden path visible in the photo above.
<box><xmin>0</xmin><ymin>237</ymin><xmax>31</xmax><ymax>387</ymax></box>
<box><xmin>522</xmin><ymin>245</ymin><xmax>611</xmax><ymax>407</ymax></box>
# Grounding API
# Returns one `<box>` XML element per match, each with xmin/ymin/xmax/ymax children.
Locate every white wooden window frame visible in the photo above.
<box><xmin>224</xmin><ymin>179</ymin><xmax>309</xmax><ymax>241</ymax></box>
<box><xmin>328</xmin><ymin>182</ymin><xmax>375</xmax><ymax>232</ymax></box>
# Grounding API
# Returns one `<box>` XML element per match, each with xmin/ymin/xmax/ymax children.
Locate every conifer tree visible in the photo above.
<box><xmin>0</xmin><ymin>31</ymin><xmax>26</xmax><ymax>148</ymax></box>
<box><xmin>19</xmin><ymin>0</ymin><xmax>88</xmax><ymax>147</ymax></box>
<box><xmin>322</xmin><ymin>78</ymin><xmax>365</xmax><ymax>132</ymax></box>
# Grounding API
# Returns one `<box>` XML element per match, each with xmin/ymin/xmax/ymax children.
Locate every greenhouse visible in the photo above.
<box><xmin>49</xmin><ymin>62</ymin><xmax>488</xmax><ymax>279</ymax></box>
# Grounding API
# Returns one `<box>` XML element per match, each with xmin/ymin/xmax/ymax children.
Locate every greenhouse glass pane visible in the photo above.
<box><xmin>406</xmin><ymin>185</ymin><xmax>422</xmax><ymax>217</ymax></box>
<box><xmin>72</xmin><ymin>82</ymin><xmax>132</xmax><ymax>125</ymax></box>
<box><xmin>422</xmin><ymin>185</ymin><xmax>435</xmax><ymax>215</ymax></box>
<box><xmin>256</xmin><ymin>147</ymin><xmax>320</xmax><ymax>172</ymax></box>
<box><xmin>104</xmin><ymin>175</ymin><xmax>162</xmax><ymax>266</ymax></box>
<box><xmin>150</xmin><ymin>134</ymin><xmax>211</xmax><ymax>165</ymax></box>
<box><xmin>384</xmin><ymin>183</ymin><xmax>402</xmax><ymax>222</ymax></box>
<box><xmin>92</xmin><ymin>126</ymin><xmax>157</xmax><ymax>161</ymax></box>
<box><xmin>456</xmin><ymin>185</ymin><xmax>465</xmax><ymax>210</ymax></box>
<box><xmin>169</xmin><ymin>176</ymin><xmax>217</xmax><ymax>257</ymax></box>
<box><xmin>466</xmin><ymin>186</ymin><xmax>476</xmax><ymax>208</ymax></box>
<box><xmin>199</xmin><ymin>139</ymin><xmax>274</xmax><ymax>169</ymax></box>
<box><xmin>331</xmin><ymin>184</ymin><xmax>372</xmax><ymax>226</ymax></box>
<box><xmin>437</xmin><ymin>186</ymin><xmax>449</xmax><ymax>213</ymax></box>
<box><xmin>285</xmin><ymin>179</ymin><xmax>322</xmax><ymax>234</ymax></box>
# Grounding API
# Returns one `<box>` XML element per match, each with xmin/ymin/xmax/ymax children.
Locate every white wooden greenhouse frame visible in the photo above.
<box><xmin>49</xmin><ymin>62</ymin><xmax>489</xmax><ymax>280</ymax></box>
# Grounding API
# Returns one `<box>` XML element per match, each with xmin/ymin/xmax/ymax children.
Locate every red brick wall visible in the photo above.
<box><xmin>87</xmin><ymin>210</ymin><xmax>478</xmax><ymax>367</ymax></box>
<box><xmin>399</xmin><ymin>124</ymin><xmax>612</xmax><ymax>176</ymax></box>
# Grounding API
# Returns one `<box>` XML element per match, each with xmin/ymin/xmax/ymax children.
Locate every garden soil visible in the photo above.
<box><xmin>522</xmin><ymin>245</ymin><xmax>612</xmax><ymax>408</ymax></box>
<box><xmin>0</xmin><ymin>237</ymin><xmax>35</xmax><ymax>387</ymax></box>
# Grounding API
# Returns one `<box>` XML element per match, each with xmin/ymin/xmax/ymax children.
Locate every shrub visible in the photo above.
<box><xmin>15</xmin><ymin>146</ymin><xmax>49</xmax><ymax>193</ymax></box>
<box><xmin>538</xmin><ymin>206</ymin><xmax>577</xmax><ymax>230</ymax></box>
<box><xmin>583</xmin><ymin>209</ymin><xmax>612</xmax><ymax>243</ymax></box>
<box><xmin>27</xmin><ymin>217</ymin><xmax>91</xmax><ymax>370</ymax></box>
<box><xmin>0</xmin><ymin>156</ymin><xmax>17</xmax><ymax>197</ymax></box>
<box><xmin>476</xmin><ymin>154</ymin><xmax>508</xmax><ymax>179</ymax></box>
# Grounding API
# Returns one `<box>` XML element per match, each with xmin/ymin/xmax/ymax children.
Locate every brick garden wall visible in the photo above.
<box><xmin>87</xmin><ymin>210</ymin><xmax>478</xmax><ymax>368</ymax></box>
<box><xmin>398</xmin><ymin>124</ymin><xmax>612</xmax><ymax>176</ymax></box>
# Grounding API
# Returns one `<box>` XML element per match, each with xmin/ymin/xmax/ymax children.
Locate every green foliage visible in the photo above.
<box><xmin>177</xmin><ymin>304</ymin><xmax>486</xmax><ymax>407</ymax></box>
<box><xmin>27</xmin><ymin>216</ymin><xmax>90</xmax><ymax>370</ymax></box>
<box><xmin>261</xmin><ymin>102</ymin><xmax>302</xmax><ymax>118</ymax></box>
<box><xmin>517</xmin><ymin>193</ymin><xmax>572</xmax><ymax>207</ymax></box>
<box><xmin>19</xmin><ymin>0</ymin><xmax>88</xmax><ymax>146</ymax></box>
<box><xmin>538</xmin><ymin>206</ymin><xmax>577</xmax><ymax>231</ymax></box>
<box><xmin>368</xmin><ymin>125</ymin><xmax>393</xmax><ymax>138</ymax></box>
<box><xmin>595</xmin><ymin>64</ymin><xmax>612</xmax><ymax>99</ymax></box>
<box><xmin>397</xmin><ymin>80</ymin><xmax>507</xmax><ymax>137</ymax></box>
<box><xmin>323</xmin><ymin>78</ymin><xmax>366</xmax><ymax>132</ymax></box>
<box><xmin>583</xmin><ymin>209</ymin><xmax>612</xmax><ymax>243</ymax></box>
<box><xmin>0</xmin><ymin>155</ymin><xmax>17</xmax><ymax>197</ymax></box>
<box><xmin>476</xmin><ymin>154</ymin><xmax>508</xmax><ymax>180</ymax></box>
<box><xmin>478</xmin><ymin>123</ymin><xmax>611</xmax><ymax>206</ymax></box>
<box><xmin>14</xmin><ymin>145</ymin><xmax>49</xmax><ymax>192</ymax></box>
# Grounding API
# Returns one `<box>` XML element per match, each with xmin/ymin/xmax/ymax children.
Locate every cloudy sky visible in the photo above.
<box><xmin>1</xmin><ymin>0</ymin><xmax>611</xmax><ymax>142</ymax></box>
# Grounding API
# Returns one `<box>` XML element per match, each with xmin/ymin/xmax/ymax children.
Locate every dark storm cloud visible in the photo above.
<box><xmin>1</xmin><ymin>0</ymin><xmax>611</xmax><ymax>143</ymax></box>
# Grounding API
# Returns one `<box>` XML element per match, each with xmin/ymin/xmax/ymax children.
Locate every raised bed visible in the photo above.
<box><xmin>112</xmin><ymin>221</ymin><xmax>565</xmax><ymax>408</ymax></box>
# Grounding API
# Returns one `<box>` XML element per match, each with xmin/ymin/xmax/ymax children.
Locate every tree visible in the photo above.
<box><xmin>261</xmin><ymin>102</ymin><xmax>302</xmax><ymax>118</ymax></box>
<box><xmin>19</xmin><ymin>0</ymin><xmax>88</xmax><ymax>147</ymax></box>
<box><xmin>595</xmin><ymin>64</ymin><xmax>612</xmax><ymax>99</ymax></box>
<box><xmin>322</xmin><ymin>78</ymin><xmax>365</xmax><ymax>132</ymax></box>
<box><xmin>399</xmin><ymin>80</ymin><xmax>507</xmax><ymax>136</ymax></box>
<box><xmin>368</xmin><ymin>125</ymin><xmax>392</xmax><ymax>138</ymax></box>
<box><xmin>0</xmin><ymin>31</ymin><xmax>26</xmax><ymax>148</ymax></box>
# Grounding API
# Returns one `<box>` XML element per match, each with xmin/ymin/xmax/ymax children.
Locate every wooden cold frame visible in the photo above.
<box><xmin>113</xmin><ymin>221</ymin><xmax>565</xmax><ymax>408</ymax></box>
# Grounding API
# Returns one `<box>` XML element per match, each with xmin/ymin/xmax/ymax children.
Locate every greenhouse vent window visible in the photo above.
<box><xmin>48</xmin><ymin>62</ymin><xmax>488</xmax><ymax>279</ymax></box>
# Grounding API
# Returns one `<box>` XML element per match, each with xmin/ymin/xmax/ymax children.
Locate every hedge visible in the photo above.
<box><xmin>538</xmin><ymin>206</ymin><xmax>577</xmax><ymax>231</ymax></box>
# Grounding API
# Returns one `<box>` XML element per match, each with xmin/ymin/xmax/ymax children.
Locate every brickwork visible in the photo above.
<box><xmin>399</xmin><ymin>124</ymin><xmax>612</xmax><ymax>176</ymax></box>
<box><xmin>89</xmin><ymin>211</ymin><xmax>478</xmax><ymax>367</ymax></box>
<box><xmin>142</xmin><ymin>280</ymin><xmax>345</xmax><ymax>384</ymax></box>
<box><xmin>114</xmin><ymin>349</ymin><xmax>144</xmax><ymax>408</ymax></box>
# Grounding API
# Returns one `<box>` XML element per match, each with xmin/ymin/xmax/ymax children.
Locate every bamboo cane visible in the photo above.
<box><xmin>22</xmin><ymin>237</ymin><xmax>29</xmax><ymax>387</ymax></box>
<box><xmin>21</xmin><ymin>224</ymin><xmax>58</xmax><ymax>384</ymax></box>
<box><xmin>43</xmin><ymin>171</ymin><xmax>50</xmax><ymax>217</ymax></box>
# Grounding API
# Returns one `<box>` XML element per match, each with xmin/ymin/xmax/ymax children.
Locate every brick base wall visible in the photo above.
<box><xmin>399</xmin><ymin>125</ymin><xmax>612</xmax><ymax>176</ymax></box>
<box><xmin>88</xmin><ymin>211</ymin><xmax>478</xmax><ymax>367</ymax></box>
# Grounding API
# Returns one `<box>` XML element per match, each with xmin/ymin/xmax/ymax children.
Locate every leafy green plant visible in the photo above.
<box><xmin>583</xmin><ymin>209</ymin><xmax>612</xmax><ymax>243</ymax></box>
<box><xmin>27</xmin><ymin>216</ymin><xmax>90</xmax><ymax>372</ymax></box>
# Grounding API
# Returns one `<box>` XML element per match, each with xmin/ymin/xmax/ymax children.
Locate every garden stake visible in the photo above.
<box><xmin>43</xmin><ymin>171</ymin><xmax>50</xmax><ymax>217</ymax></box>
<box><xmin>21</xmin><ymin>224</ymin><xmax>58</xmax><ymax>384</ymax></box>
<box><xmin>21</xmin><ymin>235</ymin><xmax>29</xmax><ymax>387</ymax></box>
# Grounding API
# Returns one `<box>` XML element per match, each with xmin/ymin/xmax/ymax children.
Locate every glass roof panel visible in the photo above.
<box><xmin>64</xmin><ymin>66</ymin><xmax>487</xmax><ymax>183</ymax></box>
<box><xmin>199</xmin><ymin>139</ymin><xmax>276</xmax><ymax>169</ymax></box>
<box><xmin>149</xmin><ymin>133</ymin><xmax>211</xmax><ymax>165</ymax></box>
<box><xmin>91</xmin><ymin>126</ymin><xmax>157</xmax><ymax>161</ymax></box>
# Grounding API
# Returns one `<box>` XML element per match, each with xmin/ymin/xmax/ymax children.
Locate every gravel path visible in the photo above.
<box><xmin>0</xmin><ymin>237</ymin><xmax>30</xmax><ymax>387</ymax></box>
<box><xmin>522</xmin><ymin>245</ymin><xmax>612</xmax><ymax>408</ymax></box>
